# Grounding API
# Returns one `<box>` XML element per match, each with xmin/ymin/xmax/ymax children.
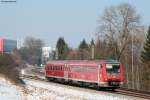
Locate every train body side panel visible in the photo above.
<box><xmin>68</xmin><ymin>65</ymin><xmax>98</xmax><ymax>82</ymax></box>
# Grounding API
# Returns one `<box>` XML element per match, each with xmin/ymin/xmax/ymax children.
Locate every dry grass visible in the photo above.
<box><xmin>0</xmin><ymin>53</ymin><xmax>21</xmax><ymax>85</ymax></box>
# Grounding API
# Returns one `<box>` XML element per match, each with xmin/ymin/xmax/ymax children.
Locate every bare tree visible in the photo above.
<box><xmin>98</xmin><ymin>3</ymin><xmax>141</xmax><ymax>60</ymax></box>
<box><xmin>97</xmin><ymin>3</ymin><xmax>146</xmax><ymax>89</ymax></box>
<box><xmin>19</xmin><ymin>37</ymin><xmax>44</xmax><ymax>65</ymax></box>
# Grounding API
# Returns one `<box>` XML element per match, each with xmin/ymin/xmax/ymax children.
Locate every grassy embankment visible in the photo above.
<box><xmin>0</xmin><ymin>54</ymin><xmax>21</xmax><ymax>84</ymax></box>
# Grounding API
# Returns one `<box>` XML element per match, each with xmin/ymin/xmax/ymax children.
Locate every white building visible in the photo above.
<box><xmin>41</xmin><ymin>47</ymin><xmax>55</xmax><ymax>65</ymax></box>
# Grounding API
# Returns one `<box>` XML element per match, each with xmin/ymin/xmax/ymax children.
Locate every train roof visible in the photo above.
<box><xmin>46</xmin><ymin>60</ymin><xmax>120</xmax><ymax>66</ymax></box>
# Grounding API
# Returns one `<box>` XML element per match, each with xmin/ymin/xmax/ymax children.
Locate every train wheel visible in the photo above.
<box><xmin>46</xmin><ymin>77</ymin><xmax>54</xmax><ymax>81</ymax></box>
<box><xmin>92</xmin><ymin>83</ymin><xmax>98</xmax><ymax>88</ymax></box>
<box><xmin>99</xmin><ymin>87</ymin><xmax>108</xmax><ymax>91</ymax></box>
<box><xmin>60</xmin><ymin>79</ymin><xmax>65</xmax><ymax>83</ymax></box>
<box><xmin>109</xmin><ymin>87</ymin><xmax>117</xmax><ymax>91</ymax></box>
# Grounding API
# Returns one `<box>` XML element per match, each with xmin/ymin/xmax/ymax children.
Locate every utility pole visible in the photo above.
<box><xmin>131</xmin><ymin>30</ymin><xmax>134</xmax><ymax>89</ymax></box>
<box><xmin>55</xmin><ymin>48</ymin><xmax>58</xmax><ymax>60</ymax></box>
<box><xmin>91</xmin><ymin>44</ymin><xmax>94</xmax><ymax>60</ymax></box>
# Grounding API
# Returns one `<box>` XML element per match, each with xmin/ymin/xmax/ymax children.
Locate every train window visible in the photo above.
<box><xmin>71</xmin><ymin>66</ymin><xmax>95</xmax><ymax>73</ymax></box>
<box><xmin>59</xmin><ymin>66</ymin><xmax>61</xmax><ymax>70</ymax></box>
<box><xmin>60</xmin><ymin>66</ymin><xmax>61</xmax><ymax>70</ymax></box>
<box><xmin>64</xmin><ymin>66</ymin><xmax>65</xmax><ymax>71</ymax></box>
<box><xmin>55</xmin><ymin>66</ymin><xmax>57</xmax><ymax>70</ymax></box>
<box><xmin>68</xmin><ymin>67</ymin><xmax>70</xmax><ymax>71</ymax></box>
<box><xmin>106</xmin><ymin>64</ymin><xmax>120</xmax><ymax>74</ymax></box>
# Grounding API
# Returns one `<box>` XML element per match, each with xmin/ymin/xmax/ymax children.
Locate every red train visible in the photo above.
<box><xmin>45</xmin><ymin>60</ymin><xmax>124</xmax><ymax>89</ymax></box>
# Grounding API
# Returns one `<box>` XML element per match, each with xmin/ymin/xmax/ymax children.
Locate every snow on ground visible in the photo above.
<box><xmin>0</xmin><ymin>77</ymin><xmax>23</xmax><ymax>100</ymax></box>
<box><xmin>0</xmin><ymin>76</ymin><xmax>145</xmax><ymax>100</ymax></box>
<box><xmin>23</xmin><ymin>78</ymin><xmax>142</xmax><ymax>100</ymax></box>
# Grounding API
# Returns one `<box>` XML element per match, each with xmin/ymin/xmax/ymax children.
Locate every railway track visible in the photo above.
<box><xmin>114</xmin><ymin>88</ymin><xmax>150</xmax><ymax>99</ymax></box>
<box><xmin>20</xmin><ymin>73</ymin><xmax>150</xmax><ymax>100</ymax></box>
<box><xmin>21</xmin><ymin>67</ymin><xmax>150</xmax><ymax>99</ymax></box>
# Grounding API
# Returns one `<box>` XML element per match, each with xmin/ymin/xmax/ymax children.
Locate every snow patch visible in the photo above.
<box><xmin>0</xmin><ymin>76</ymin><xmax>144</xmax><ymax>100</ymax></box>
<box><xmin>0</xmin><ymin>77</ymin><xmax>23</xmax><ymax>100</ymax></box>
<box><xmin>23</xmin><ymin>78</ymin><xmax>140</xmax><ymax>100</ymax></box>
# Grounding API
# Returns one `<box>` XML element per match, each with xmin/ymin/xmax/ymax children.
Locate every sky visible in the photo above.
<box><xmin>0</xmin><ymin>0</ymin><xmax>150</xmax><ymax>48</ymax></box>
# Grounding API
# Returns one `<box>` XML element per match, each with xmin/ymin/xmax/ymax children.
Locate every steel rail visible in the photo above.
<box><xmin>21</xmin><ymin>67</ymin><xmax>150</xmax><ymax>99</ymax></box>
<box><xmin>20</xmin><ymin>74</ymin><xmax>149</xmax><ymax>100</ymax></box>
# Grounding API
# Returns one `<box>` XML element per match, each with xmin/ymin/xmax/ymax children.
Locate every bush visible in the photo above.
<box><xmin>0</xmin><ymin>54</ymin><xmax>20</xmax><ymax>84</ymax></box>
<box><xmin>140</xmin><ymin>62</ymin><xmax>150</xmax><ymax>91</ymax></box>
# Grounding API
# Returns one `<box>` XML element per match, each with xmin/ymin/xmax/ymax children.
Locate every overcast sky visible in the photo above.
<box><xmin>0</xmin><ymin>0</ymin><xmax>150</xmax><ymax>48</ymax></box>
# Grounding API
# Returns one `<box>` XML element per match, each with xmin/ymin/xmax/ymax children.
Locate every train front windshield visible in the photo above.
<box><xmin>106</xmin><ymin>64</ymin><xmax>120</xmax><ymax>74</ymax></box>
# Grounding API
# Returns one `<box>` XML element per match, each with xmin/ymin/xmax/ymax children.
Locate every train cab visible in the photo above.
<box><xmin>99</xmin><ymin>62</ymin><xmax>124</xmax><ymax>88</ymax></box>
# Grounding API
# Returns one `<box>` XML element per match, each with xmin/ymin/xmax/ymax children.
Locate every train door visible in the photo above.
<box><xmin>64</xmin><ymin>64</ymin><xmax>68</xmax><ymax>80</ymax></box>
<box><xmin>98</xmin><ymin>64</ymin><xmax>101</xmax><ymax>83</ymax></box>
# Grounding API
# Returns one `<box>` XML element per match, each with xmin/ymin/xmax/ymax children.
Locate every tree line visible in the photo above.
<box><xmin>54</xmin><ymin>3</ymin><xmax>150</xmax><ymax>92</ymax></box>
<box><xmin>16</xmin><ymin>3</ymin><xmax>150</xmax><ymax>92</ymax></box>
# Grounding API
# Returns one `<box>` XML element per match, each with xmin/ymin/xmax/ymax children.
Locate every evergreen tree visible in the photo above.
<box><xmin>79</xmin><ymin>39</ymin><xmax>89</xmax><ymax>50</ymax></box>
<box><xmin>141</xmin><ymin>27</ymin><xmax>150</xmax><ymax>63</ymax></box>
<box><xmin>56</xmin><ymin>37</ymin><xmax>69</xmax><ymax>60</ymax></box>
<box><xmin>78</xmin><ymin>39</ymin><xmax>90</xmax><ymax>60</ymax></box>
<box><xmin>90</xmin><ymin>39</ymin><xmax>95</xmax><ymax>47</ymax></box>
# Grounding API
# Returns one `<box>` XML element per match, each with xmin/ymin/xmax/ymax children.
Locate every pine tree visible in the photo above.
<box><xmin>56</xmin><ymin>37</ymin><xmax>69</xmax><ymax>60</ymax></box>
<box><xmin>141</xmin><ymin>27</ymin><xmax>150</xmax><ymax>63</ymax></box>
<box><xmin>79</xmin><ymin>39</ymin><xmax>89</xmax><ymax>50</ymax></box>
<box><xmin>78</xmin><ymin>39</ymin><xmax>89</xmax><ymax>60</ymax></box>
<box><xmin>90</xmin><ymin>39</ymin><xmax>95</xmax><ymax>47</ymax></box>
